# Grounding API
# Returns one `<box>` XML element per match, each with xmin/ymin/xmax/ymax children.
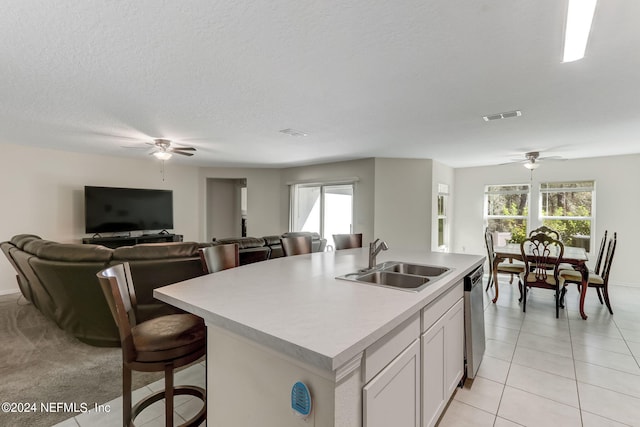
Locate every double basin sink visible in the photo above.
<box><xmin>336</xmin><ymin>261</ymin><xmax>452</xmax><ymax>292</ymax></box>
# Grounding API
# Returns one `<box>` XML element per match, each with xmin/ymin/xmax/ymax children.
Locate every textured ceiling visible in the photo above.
<box><xmin>1</xmin><ymin>0</ymin><xmax>639</xmax><ymax>168</ymax></box>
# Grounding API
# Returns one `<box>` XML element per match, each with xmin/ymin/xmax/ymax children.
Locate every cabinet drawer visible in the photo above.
<box><xmin>364</xmin><ymin>312</ymin><xmax>420</xmax><ymax>383</ymax></box>
<box><xmin>421</xmin><ymin>281</ymin><xmax>463</xmax><ymax>332</ymax></box>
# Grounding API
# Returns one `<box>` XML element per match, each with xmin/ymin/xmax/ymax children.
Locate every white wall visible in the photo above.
<box><xmin>0</xmin><ymin>142</ymin><xmax>201</xmax><ymax>295</ymax></box>
<box><xmin>374</xmin><ymin>158</ymin><xmax>433</xmax><ymax>250</ymax></box>
<box><xmin>280</xmin><ymin>158</ymin><xmax>376</xmax><ymax>243</ymax></box>
<box><xmin>452</xmin><ymin>154</ymin><xmax>640</xmax><ymax>286</ymax></box>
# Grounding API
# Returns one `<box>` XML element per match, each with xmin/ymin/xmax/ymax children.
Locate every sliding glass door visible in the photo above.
<box><xmin>291</xmin><ymin>183</ymin><xmax>354</xmax><ymax>243</ymax></box>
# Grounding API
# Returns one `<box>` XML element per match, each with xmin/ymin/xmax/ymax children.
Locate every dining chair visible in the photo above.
<box><xmin>280</xmin><ymin>236</ymin><xmax>312</xmax><ymax>256</ymax></box>
<box><xmin>96</xmin><ymin>262</ymin><xmax>206</xmax><ymax>427</ymax></box>
<box><xmin>519</xmin><ymin>232</ymin><xmax>565</xmax><ymax>318</ymax></box>
<box><xmin>592</xmin><ymin>230</ymin><xmax>609</xmax><ymax>276</ymax></box>
<box><xmin>560</xmin><ymin>232</ymin><xmax>617</xmax><ymax>314</ymax></box>
<box><xmin>484</xmin><ymin>228</ymin><xmax>525</xmax><ymax>291</ymax></box>
<box><xmin>333</xmin><ymin>233</ymin><xmax>363</xmax><ymax>250</ymax></box>
<box><xmin>528</xmin><ymin>225</ymin><xmax>561</xmax><ymax>241</ymax></box>
<box><xmin>199</xmin><ymin>243</ymin><xmax>240</xmax><ymax>273</ymax></box>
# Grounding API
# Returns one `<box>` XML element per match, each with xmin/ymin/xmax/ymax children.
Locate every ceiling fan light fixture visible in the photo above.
<box><xmin>153</xmin><ymin>151</ymin><xmax>172</xmax><ymax>160</ymax></box>
<box><xmin>563</xmin><ymin>0</ymin><xmax>598</xmax><ymax>63</ymax></box>
<box><xmin>524</xmin><ymin>161</ymin><xmax>539</xmax><ymax>170</ymax></box>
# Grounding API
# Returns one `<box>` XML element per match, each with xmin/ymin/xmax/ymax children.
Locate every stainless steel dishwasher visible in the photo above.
<box><xmin>464</xmin><ymin>265</ymin><xmax>485</xmax><ymax>379</ymax></box>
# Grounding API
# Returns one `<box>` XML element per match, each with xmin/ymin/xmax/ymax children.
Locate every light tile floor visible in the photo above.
<box><xmin>52</xmin><ymin>361</ymin><xmax>206</xmax><ymax>427</ymax></box>
<box><xmin>438</xmin><ymin>276</ymin><xmax>640</xmax><ymax>427</ymax></box>
<box><xmin>55</xmin><ymin>276</ymin><xmax>640</xmax><ymax>427</ymax></box>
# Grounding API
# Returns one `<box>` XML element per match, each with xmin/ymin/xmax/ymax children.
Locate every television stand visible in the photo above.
<box><xmin>82</xmin><ymin>233</ymin><xmax>183</xmax><ymax>249</ymax></box>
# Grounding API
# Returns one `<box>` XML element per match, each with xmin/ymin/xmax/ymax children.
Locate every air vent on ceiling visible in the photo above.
<box><xmin>280</xmin><ymin>128</ymin><xmax>308</xmax><ymax>137</ymax></box>
<box><xmin>482</xmin><ymin>110</ymin><xmax>522</xmax><ymax>122</ymax></box>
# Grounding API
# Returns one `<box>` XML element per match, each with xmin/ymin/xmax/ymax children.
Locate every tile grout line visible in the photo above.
<box><xmin>490</xmin><ymin>281</ymin><xmax>524</xmax><ymax>427</ymax></box>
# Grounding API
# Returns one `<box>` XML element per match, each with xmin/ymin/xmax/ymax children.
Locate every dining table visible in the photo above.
<box><xmin>492</xmin><ymin>244</ymin><xmax>590</xmax><ymax>319</ymax></box>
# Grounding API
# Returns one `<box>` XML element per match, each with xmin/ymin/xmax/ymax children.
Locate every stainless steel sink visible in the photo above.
<box><xmin>335</xmin><ymin>261</ymin><xmax>453</xmax><ymax>292</ymax></box>
<box><xmin>356</xmin><ymin>271</ymin><xmax>429</xmax><ymax>288</ymax></box>
<box><xmin>382</xmin><ymin>262</ymin><xmax>450</xmax><ymax>277</ymax></box>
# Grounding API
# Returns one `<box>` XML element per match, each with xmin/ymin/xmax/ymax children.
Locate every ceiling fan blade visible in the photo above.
<box><xmin>121</xmin><ymin>145</ymin><xmax>150</xmax><ymax>150</ymax></box>
<box><xmin>538</xmin><ymin>155</ymin><xmax>564</xmax><ymax>161</ymax></box>
<box><xmin>173</xmin><ymin>151</ymin><xmax>194</xmax><ymax>156</ymax></box>
<box><xmin>171</xmin><ymin>146</ymin><xmax>196</xmax><ymax>151</ymax></box>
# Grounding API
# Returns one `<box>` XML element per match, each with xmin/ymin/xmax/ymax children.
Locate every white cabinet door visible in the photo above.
<box><xmin>421</xmin><ymin>297</ymin><xmax>465</xmax><ymax>427</ymax></box>
<box><xmin>421</xmin><ymin>314</ymin><xmax>446</xmax><ymax>427</ymax></box>
<box><xmin>444</xmin><ymin>298</ymin><xmax>465</xmax><ymax>397</ymax></box>
<box><xmin>363</xmin><ymin>339</ymin><xmax>420</xmax><ymax>427</ymax></box>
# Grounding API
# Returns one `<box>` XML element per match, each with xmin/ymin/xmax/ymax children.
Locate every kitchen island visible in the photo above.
<box><xmin>155</xmin><ymin>248</ymin><xmax>484</xmax><ymax>427</ymax></box>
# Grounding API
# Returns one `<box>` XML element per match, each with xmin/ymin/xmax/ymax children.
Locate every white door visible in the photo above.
<box><xmin>363</xmin><ymin>339</ymin><xmax>420</xmax><ymax>427</ymax></box>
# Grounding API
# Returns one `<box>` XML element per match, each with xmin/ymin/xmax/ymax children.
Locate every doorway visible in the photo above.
<box><xmin>206</xmin><ymin>178</ymin><xmax>247</xmax><ymax>241</ymax></box>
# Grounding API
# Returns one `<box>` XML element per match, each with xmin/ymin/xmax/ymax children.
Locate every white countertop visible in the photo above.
<box><xmin>154</xmin><ymin>248</ymin><xmax>484</xmax><ymax>372</ymax></box>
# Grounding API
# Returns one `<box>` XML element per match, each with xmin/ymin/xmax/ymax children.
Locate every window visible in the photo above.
<box><xmin>290</xmin><ymin>182</ymin><xmax>354</xmax><ymax>243</ymax></box>
<box><xmin>485</xmin><ymin>184</ymin><xmax>529</xmax><ymax>244</ymax></box>
<box><xmin>437</xmin><ymin>184</ymin><xmax>449</xmax><ymax>251</ymax></box>
<box><xmin>540</xmin><ymin>181</ymin><xmax>594</xmax><ymax>251</ymax></box>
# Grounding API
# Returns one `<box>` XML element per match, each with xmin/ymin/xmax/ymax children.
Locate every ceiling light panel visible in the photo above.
<box><xmin>563</xmin><ymin>0</ymin><xmax>598</xmax><ymax>63</ymax></box>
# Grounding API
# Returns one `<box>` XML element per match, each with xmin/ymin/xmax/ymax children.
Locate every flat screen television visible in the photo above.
<box><xmin>84</xmin><ymin>186</ymin><xmax>174</xmax><ymax>234</ymax></box>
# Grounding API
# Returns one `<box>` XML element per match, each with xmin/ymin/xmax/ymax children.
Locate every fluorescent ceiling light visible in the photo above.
<box><xmin>563</xmin><ymin>0</ymin><xmax>597</xmax><ymax>63</ymax></box>
<box><xmin>153</xmin><ymin>151</ymin><xmax>172</xmax><ymax>160</ymax></box>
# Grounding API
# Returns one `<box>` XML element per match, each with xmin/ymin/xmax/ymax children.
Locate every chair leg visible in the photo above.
<box><xmin>123</xmin><ymin>364</ymin><xmax>132</xmax><ymax>427</ymax></box>
<box><xmin>165</xmin><ymin>364</ymin><xmax>174</xmax><ymax>427</ymax></box>
<box><xmin>518</xmin><ymin>280</ymin><xmax>523</xmax><ymax>303</ymax></box>
<box><xmin>596</xmin><ymin>287</ymin><xmax>604</xmax><ymax>305</ymax></box>
<box><xmin>485</xmin><ymin>272</ymin><xmax>493</xmax><ymax>291</ymax></box>
<box><xmin>559</xmin><ymin>286</ymin><xmax>567</xmax><ymax>308</ymax></box>
<box><xmin>602</xmin><ymin>286</ymin><xmax>614</xmax><ymax>315</ymax></box>
<box><xmin>523</xmin><ymin>285</ymin><xmax>527</xmax><ymax>312</ymax></box>
<box><xmin>555</xmin><ymin>288</ymin><xmax>559</xmax><ymax>318</ymax></box>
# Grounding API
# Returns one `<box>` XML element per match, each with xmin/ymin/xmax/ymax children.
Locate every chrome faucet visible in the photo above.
<box><xmin>368</xmin><ymin>238</ymin><xmax>389</xmax><ymax>269</ymax></box>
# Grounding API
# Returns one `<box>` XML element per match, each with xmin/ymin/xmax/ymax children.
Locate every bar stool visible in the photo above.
<box><xmin>332</xmin><ymin>233</ymin><xmax>363</xmax><ymax>250</ymax></box>
<box><xmin>97</xmin><ymin>262</ymin><xmax>206</xmax><ymax>427</ymax></box>
<box><xmin>199</xmin><ymin>243</ymin><xmax>240</xmax><ymax>273</ymax></box>
<box><xmin>280</xmin><ymin>236</ymin><xmax>312</xmax><ymax>256</ymax></box>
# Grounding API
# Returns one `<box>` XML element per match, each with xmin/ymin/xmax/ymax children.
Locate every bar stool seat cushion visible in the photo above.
<box><xmin>132</xmin><ymin>314</ymin><xmax>205</xmax><ymax>362</ymax></box>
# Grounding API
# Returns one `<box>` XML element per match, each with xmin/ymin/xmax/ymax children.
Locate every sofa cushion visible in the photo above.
<box><xmin>214</xmin><ymin>237</ymin><xmax>266</xmax><ymax>250</ymax></box>
<box><xmin>11</xmin><ymin>234</ymin><xmax>42</xmax><ymax>249</ymax></box>
<box><xmin>34</xmin><ymin>242</ymin><xmax>114</xmax><ymax>262</ymax></box>
<box><xmin>113</xmin><ymin>242</ymin><xmax>206</xmax><ymax>260</ymax></box>
<box><xmin>262</xmin><ymin>235</ymin><xmax>282</xmax><ymax>246</ymax></box>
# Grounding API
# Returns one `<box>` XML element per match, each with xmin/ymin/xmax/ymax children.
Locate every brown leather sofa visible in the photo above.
<box><xmin>1</xmin><ymin>235</ymin><xmax>212</xmax><ymax>347</ymax></box>
<box><xmin>214</xmin><ymin>232</ymin><xmax>327</xmax><ymax>261</ymax></box>
<box><xmin>212</xmin><ymin>237</ymin><xmax>271</xmax><ymax>265</ymax></box>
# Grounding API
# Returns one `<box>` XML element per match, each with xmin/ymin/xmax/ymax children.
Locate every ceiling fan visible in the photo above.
<box><xmin>147</xmin><ymin>139</ymin><xmax>196</xmax><ymax>160</ymax></box>
<box><xmin>505</xmin><ymin>151</ymin><xmax>564</xmax><ymax>169</ymax></box>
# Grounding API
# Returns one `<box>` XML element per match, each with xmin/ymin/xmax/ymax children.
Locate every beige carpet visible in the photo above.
<box><xmin>0</xmin><ymin>293</ymin><xmax>163</xmax><ymax>427</ymax></box>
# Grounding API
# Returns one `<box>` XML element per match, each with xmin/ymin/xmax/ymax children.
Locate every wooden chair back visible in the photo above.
<box><xmin>333</xmin><ymin>233</ymin><xmax>363</xmax><ymax>250</ymax></box>
<box><xmin>521</xmin><ymin>232</ymin><xmax>564</xmax><ymax>285</ymax></box>
<box><xmin>593</xmin><ymin>230</ymin><xmax>608</xmax><ymax>275</ymax></box>
<box><xmin>199</xmin><ymin>243</ymin><xmax>240</xmax><ymax>273</ymax></box>
<box><xmin>600</xmin><ymin>232</ymin><xmax>617</xmax><ymax>285</ymax></box>
<box><xmin>528</xmin><ymin>226</ymin><xmax>561</xmax><ymax>241</ymax></box>
<box><xmin>96</xmin><ymin>262</ymin><xmax>138</xmax><ymax>363</ymax></box>
<box><xmin>280</xmin><ymin>236</ymin><xmax>312</xmax><ymax>256</ymax></box>
<box><xmin>484</xmin><ymin>228</ymin><xmax>496</xmax><ymax>267</ymax></box>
